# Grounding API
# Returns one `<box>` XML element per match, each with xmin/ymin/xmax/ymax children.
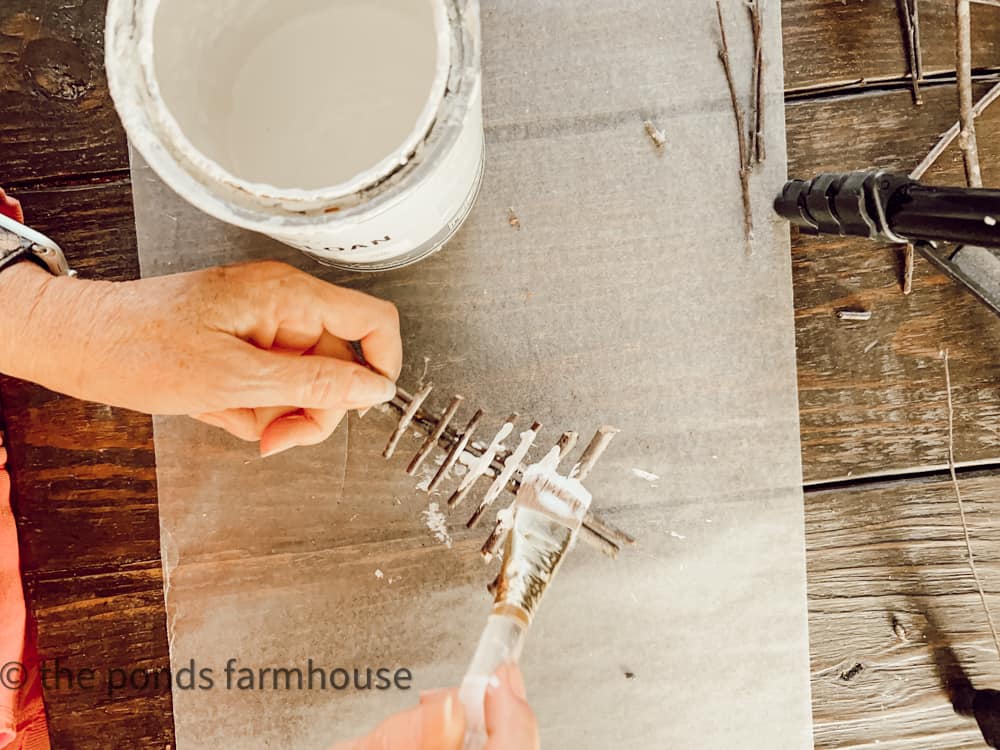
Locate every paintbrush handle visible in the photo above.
<box><xmin>458</xmin><ymin>614</ymin><xmax>527</xmax><ymax>750</ymax></box>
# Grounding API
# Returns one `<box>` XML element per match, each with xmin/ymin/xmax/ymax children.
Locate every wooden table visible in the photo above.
<box><xmin>1</xmin><ymin>1</ymin><xmax>999</xmax><ymax>747</ymax></box>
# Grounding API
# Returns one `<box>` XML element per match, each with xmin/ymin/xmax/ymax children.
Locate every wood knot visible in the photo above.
<box><xmin>23</xmin><ymin>38</ymin><xmax>90</xmax><ymax>101</ymax></box>
<box><xmin>839</xmin><ymin>662</ymin><xmax>865</xmax><ymax>682</ymax></box>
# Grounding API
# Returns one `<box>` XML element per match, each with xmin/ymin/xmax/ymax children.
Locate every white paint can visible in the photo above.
<box><xmin>105</xmin><ymin>0</ymin><xmax>484</xmax><ymax>271</ymax></box>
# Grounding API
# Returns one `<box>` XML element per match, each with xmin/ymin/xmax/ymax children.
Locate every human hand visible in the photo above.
<box><xmin>330</xmin><ymin>664</ymin><xmax>538</xmax><ymax>750</ymax></box>
<box><xmin>0</xmin><ymin>260</ymin><xmax>401</xmax><ymax>456</ymax></box>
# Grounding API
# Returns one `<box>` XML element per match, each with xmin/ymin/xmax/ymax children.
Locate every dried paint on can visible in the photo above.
<box><xmin>105</xmin><ymin>0</ymin><xmax>484</xmax><ymax>271</ymax></box>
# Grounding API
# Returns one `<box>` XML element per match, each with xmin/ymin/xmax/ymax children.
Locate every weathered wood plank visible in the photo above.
<box><xmin>788</xmin><ymin>84</ymin><xmax>1000</xmax><ymax>483</ymax></box>
<box><xmin>783</xmin><ymin>0</ymin><xmax>1000</xmax><ymax>91</ymax></box>
<box><xmin>0</xmin><ymin>180</ymin><xmax>173</xmax><ymax>747</ymax></box>
<box><xmin>27</xmin><ymin>567</ymin><xmax>174</xmax><ymax>750</ymax></box>
<box><xmin>0</xmin><ymin>0</ymin><xmax>128</xmax><ymax>185</ymax></box>
<box><xmin>807</xmin><ymin>469</ymin><xmax>1000</xmax><ymax>749</ymax></box>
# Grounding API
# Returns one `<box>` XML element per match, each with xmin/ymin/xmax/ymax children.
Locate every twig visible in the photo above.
<box><xmin>897</xmin><ymin>0</ymin><xmax>923</xmax><ymax>105</ymax></box>
<box><xmin>747</xmin><ymin>0</ymin><xmax>766</xmax><ymax>163</ymax></box>
<box><xmin>571</xmin><ymin>426</ymin><xmax>621</xmax><ymax>481</ymax></box>
<box><xmin>427</xmin><ymin>408</ymin><xmax>484</xmax><ymax>493</ymax></box>
<box><xmin>383</xmin><ymin>383</ymin><xmax>433</xmax><ymax>459</ymax></box>
<box><xmin>716</xmin><ymin>0</ymin><xmax>754</xmax><ymax>254</ymax></box>
<box><xmin>911</xmin><ymin>82</ymin><xmax>1000</xmax><ymax>180</ymax></box>
<box><xmin>643</xmin><ymin>120</ymin><xmax>667</xmax><ymax>150</ymax></box>
<box><xmin>903</xmin><ymin>244</ymin><xmax>915</xmax><ymax>295</ymax></box>
<box><xmin>507</xmin><ymin>208</ymin><xmax>521</xmax><ymax>231</ymax></box>
<box><xmin>942</xmin><ymin>350</ymin><xmax>1000</xmax><ymax>663</ymax></box>
<box><xmin>903</xmin><ymin>80</ymin><xmax>1000</xmax><ymax>295</ymax></box>
<box><xmin>407</xmin><ymin>395</ymin><xmax>464</xmax><ymax>475</ymax></box>
<box><xmin>956</xmin><ymin>0</ymin><xmax>983</xmax><ymax>187</ymax></box>
<box><xmin>837</xmin><ymin>310</ymin><xmax>873</xmax><ymax>321</ymax></box>
<box><xmin>467</xmin><ymin>421</ymin><xmax>541</xmax><ymax>528</ymax></box>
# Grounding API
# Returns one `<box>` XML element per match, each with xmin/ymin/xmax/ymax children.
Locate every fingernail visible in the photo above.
<box><xmin>347</xmin><ymin>370</ymin><xmax>396</xmax><ymax>407</ymax></box>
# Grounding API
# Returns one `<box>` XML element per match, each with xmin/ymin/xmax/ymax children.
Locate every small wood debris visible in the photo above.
<box><xmin>837</xmin><ymin>310</ymin><xmax>873</xmax><ymax>322</ymax></box>
<box><xmin>643</xmin><ymin>120</ymin><xmax>666</xmax><ymax>150</ymax></box>
<box><xmin>507</xmin><ymin>208</ymin><xmax>521</xmax><ymax>231</ymax></box>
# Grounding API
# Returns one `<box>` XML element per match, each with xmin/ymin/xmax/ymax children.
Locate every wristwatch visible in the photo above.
<box><xmin>0</xmin><ymin>212</ymin><xmax>74</xmax><ymax>277</ymax></box>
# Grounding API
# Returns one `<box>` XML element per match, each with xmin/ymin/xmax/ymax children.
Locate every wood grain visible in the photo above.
<box><xmin>783</xmin><ymin>0</ymin><xmax>1000</xmax><ymax>91</ymax></box>
<box><xmin>807</xmin><ymin>470</ymin><xmax>1000</xmax><ymax>749</ymax></box>
<box><xmin>0</xmin><ymin>181</ymin><xmax>174</xmax><ymax>748</ymax></box>
<box><xmin>788</xmin><ymin>84</ymin><xmax>1000</xmax><ymax>483</ymax></box>
<box><xmin>0</xmin><ymin>0</ymin><xmax>128</xmax><ymax>185</ymax></box>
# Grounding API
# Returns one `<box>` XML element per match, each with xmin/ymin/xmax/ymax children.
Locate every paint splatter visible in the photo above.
<box><xmin>422</xmin><ymin>502</ymin><xmax>453</xmax><ymax>548</ymax></box>
<box><xmin>630</xmin><ymin>468</ymin><xmax>660</xmax><ymax>482</ymax></box>
<box><xmin>374</xmin><ymin>569</ymin><xmax>384</xmax><ymax>579</ymax></box>
<box><xmin>669</xmin><ymin>531</ymin><xmax>686</xmax><ymax>540</ymax></box>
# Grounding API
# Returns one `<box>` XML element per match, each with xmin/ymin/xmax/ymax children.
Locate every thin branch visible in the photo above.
<box><xmin>902</xmin><ymin>78</ymin><xmax>1000</xmax><ymax>297</ymax></box>
<box><xmin>972</xmin><ymin>0</ymin><xmax>1000</xmax><ymax>7</ymax></box>
<box><xmin>956</xmin><ymin>0</ymin><xmax>984</xmax><ymax>187</ymax></box>
<box><xmin>911</xmin><ymin>81</ymin><xmax>1000</xmax><ymax>179</ymax></box>
<box><xmin>897</xmin><ymin>0</ymin><xmax>923</xmax><ymax>105</ymax></box>
<box><xmin>747</xmin><ymin>0</ymin><xmax>766</xmax><ymax>164</ymax></box>
<box><xmin>716</xmin><ymin>0</ymin><xmax>754</xmax><ymax>254</ymax></box>
<box><xmin>942</xmin><ymin>350</ymin><xmax>1000</xmax><ymax>664</ymax></box>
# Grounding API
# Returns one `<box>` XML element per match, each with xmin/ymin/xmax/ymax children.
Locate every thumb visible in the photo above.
<box><xmin>329</xmin><ymin>692</ymin><xmax>465</xmax><ymax>750</ymax></box>
<box><xmin>244</xmin><ymin>347</ymin><xmax>397</xmax><ymax>410</ymax></box>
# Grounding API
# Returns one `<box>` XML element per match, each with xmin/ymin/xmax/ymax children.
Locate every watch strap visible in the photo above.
<box><xmin>0</xmin><ymin>245</ymin><xmax>45</xmax><ymax>274</ymax></box>
<box><xmin>0</xmin><ymin>212</ymin><xmax>73</xmax><ymax>277</ymax></box>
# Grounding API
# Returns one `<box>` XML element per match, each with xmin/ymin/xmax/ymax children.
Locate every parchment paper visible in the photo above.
<box><xmin>130</xmin><ymin>1</ymin><xmax>813</xmax><ymax>747</ymax></box>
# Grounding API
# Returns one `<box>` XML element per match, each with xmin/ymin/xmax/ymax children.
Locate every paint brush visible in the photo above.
<box><xmin>457</xmin><ymin>452</ymin><xmax>593</xmax><ymax>750</ymax></box>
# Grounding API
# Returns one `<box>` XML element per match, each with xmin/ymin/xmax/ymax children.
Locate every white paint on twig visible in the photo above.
<box><xmin>422</xmin><ymin>502</ymin><xmax>453</xmax><ymax>548</ymax></box>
